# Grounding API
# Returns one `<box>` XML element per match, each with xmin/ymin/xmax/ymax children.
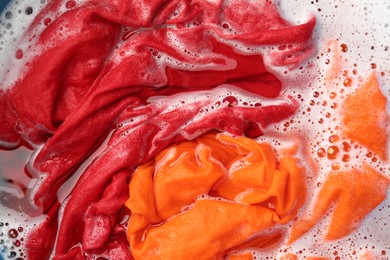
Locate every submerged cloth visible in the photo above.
<box><xmin>126</xmin><ymin>134</ymin><xmax>306</xmax><ymax>259</ymax></box>
<box><xmin>0</xmin><ymin>0</ymin><xmax>316</xmax><ymax>259</ymax></box>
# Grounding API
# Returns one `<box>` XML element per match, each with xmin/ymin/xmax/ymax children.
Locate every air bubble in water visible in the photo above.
<box><xmin>340</xmin><ymin>43</ymin><xmax>348</xmax><ymax>52</ymax></box>
<box><xmin>317</xmin><ymin>148</ymin><xmax>326</xmax><ymax>158</ymax></box>
<box><xmin>1</xmin><ymin>245</ymin><xmax>8</xmax><ymax>253</ymax></box>
<box><xmin>15</xmin><ymin>49</ymin><xmax>23</xmax><ymax>59</ymax></box>
<box><xmin>65</xmin><ymin>1</ymin><xmax>76</xmax><ymax>9</ymax></box>
<box><xmin>327</xmin><ymin>146</ymin><xmax>340</xmax><ymax>159</ymax></box>
<box><xmin>222</xmin><ymin>96</ymin><xmax>238</xmax><ymax>107</ymax></box>
<box><xmin>7</xmin><ymin>251</ymin><xmax>17</xmax><ymax>258</ymax></box>
<box><xmin>343</xmin><ymin>77</ymin><xmax>353</xmax><ymax>87</ymax></box>
<box><xmin>25</xmin><ymin>7</ymin><xmax>33</xmax><ymax>15</ymax></box>
<box><xmin>13</xmin><ymin>240</ymin><xmax>21</xmax><ymax>247</ymax></box>
<box><xmin>5</xmin><ymin>11</ymin><xmax>12</xmax><ymax>19</ymax></box>
<box><xmin>8</xmin><ymin>229</ymin><xmax>18</xmax><ymax>238</ymax></box>
<box><xmin>43</xmin><ymin>18</ymin><xmax>51</xmax><ymax>26</ymax></box>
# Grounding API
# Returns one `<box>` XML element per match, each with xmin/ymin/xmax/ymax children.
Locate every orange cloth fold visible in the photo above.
<box><xmin>289</xmin><ymin>164</ymin><xmax>389</xmax><ymax>243</ymax></box>
<box><xmin>342</xmin><ymin>72</ymin><xmax>389</xmax><ymax>160</ymax></box>
<box><xmin>125</xmin><ymin>134</ymin><xmax>306</xmax><ymax>259</ymax></box>
<box><xmin>229</xmin><ymin>253</ymin><xmax>254</xmax><ymax>260</ymax></box>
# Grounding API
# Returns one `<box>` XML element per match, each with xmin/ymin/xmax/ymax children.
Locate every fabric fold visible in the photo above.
<box><xmin>126</xmin><ymin>134</ymin><xmax>306</xmax><ymax>259</ymax></box>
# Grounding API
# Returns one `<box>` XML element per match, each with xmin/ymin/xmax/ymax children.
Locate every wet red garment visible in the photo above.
<box><xmin>0</xmin><ymin>0</ymin><xmax>315</xmax><ymax>259</ymax></box>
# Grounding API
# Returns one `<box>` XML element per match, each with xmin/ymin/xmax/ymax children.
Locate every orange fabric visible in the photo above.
<box><xmin>359</xmin><ymin>251</ymin><xmax>380</xmax><ymax>260</ymax></box>
<box><xmin>229</xmin><ymin>253</ymin><xmax>254</xmax><ymax>260</ymax></box>
<box><xmin>342</xmin><ymin>72</ymin><xmax>389</xmax><ymax>160</ymax></box>
<box><xmin>125</xmin><ymin>133</ymin><xmax>306</xmax><ymax>259</ymax></box>
<box><xmin>289</xmin><ymin>164</ymin><xmax>389</xmax><ymax>243</ymax></box>
<box><xmin>280</xmin><ymin>253</ymin><xmax>298</xmax><ymax>260</ymax></box>
<box><xmin>226</xmin><ymin>232</ymin><xmax>282</xmax><ymax>255</ymax></box>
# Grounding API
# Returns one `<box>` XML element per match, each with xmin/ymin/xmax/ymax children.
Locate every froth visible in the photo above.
<box><xmin>246</xmin><ymin>0</ymin><xmax>390</xmax><ymax>258</ymax></box>
<box><xmin>0</xmin><ymin>0</ymin><xmax>47</xmax><ymax>85</ymax></box>
<box><xmin>0</xmin><ymin>206</ymin><xmax>44</xmax><ymax>260</ymax></box>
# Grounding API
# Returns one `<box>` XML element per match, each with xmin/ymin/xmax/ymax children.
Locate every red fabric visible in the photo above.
<box><xmin>0</xmin><ymin>0</ymin><xmax>315</xmax><ymax>259</ymax></box>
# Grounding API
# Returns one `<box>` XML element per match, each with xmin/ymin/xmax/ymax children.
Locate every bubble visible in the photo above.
<box><xmin>8</xmin><ymin>229</ymin><xmax>18</xmax><ymax>238</ymax></box>
<box><xmin>331</xmin><ymin>163</ymin><xmax>340</xmax><ymax>170</ymax></box>
<box><xmin>65</xmin><ymin>1</ymin><xmax>76</xmax><ymax>9</ymax></box>
<box><xmin>343</xmin><ymin>78</ymin><xmax>353</xmax><ymax>87</ymax></box>
<box><xmin>327</xmin><ymin>146</ymin><xmax>340</xmax><ymax>159</ymax></box>
<box><xmin>342</xmin><ymin>154</ymin><xmax>350</xmax><ymax>162</ymax></box>
<box><xmin>7</xmin><ymin>251</ymin><xmax>17</xmax><ymax>258</ymax></box>
<box><xmin>328</xmin><ymin>135</ymin><xmax>340</xmax><ymax>143</ymax></box>
<box><xmin>13</xmin><ymin>240</ymin><xmax>21</xmax><ymax>247</ymax></box>
<box><xmin>1</xmin><ymin>245</ymin><xmax>8</xmax><ymax>253</ymax></box>
<box><xmin>222</xmin><ymin>96</ymin><xmax>238</xmax><ymax>107</ymax></box>
<box><xmin>15</xmin><ymin>49</ymin><xmax>23</xmax><ymax>59</ymax></box>
<box><xmin>317</xmin><ymin>148</ymin><xmax>326</xmax><ymax>158</ymax></box>
<box><xmin>342</xmin><ymin>142</ymin><xmax>351</xmax><ymax>152</ymax></box>
<box><xmin>340</xmin><ymin>43</ymin><xmax>348</xmax><ymax>52</ymax></box>
<box><xmin>43</xmin><ymin>18</ymin><xmax>51</xmax><ymax>26</ymax></box>
<box><xmin>25</xmin><ymin>7</ymin><xmax>33</xmax><ymax>15</ymax></box>
<box><xmin>5</xmin><ymin>11</ymin><xmax>12</xmax><ymax>19</ymax></box>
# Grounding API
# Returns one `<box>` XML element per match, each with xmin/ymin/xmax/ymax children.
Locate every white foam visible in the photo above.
<box><xmin>0</xmin><ymin>204</ymin><xmax>45</xmax><ymax>259</ymax></box>
<box><xmin>0</xmin><ymin>0</ymin><xmax>48</xmax><ymax>89</ymax></box>
<box><xmin>247</xmin><ymin>0</ymin><xmax>390</xmax><ymax>258</ymax></box>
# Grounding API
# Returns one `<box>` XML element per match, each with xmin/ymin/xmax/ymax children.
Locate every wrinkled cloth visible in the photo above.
<box><xmin>342</xmin><ymin>72</ymin><xmax>389</xmax><ymax>160</ymax></box>
<box><xmin>286</xmin><ymin>43</ymin><xmax>390</xmax><ymax>247</ymax></box>
<box><xmin>0</xmin><ymin>0</ymin><xmax>316</xmax><ymax>259</ymax></box>
<box><xmin>126</xmin><ymin>134</ymin><xmax>306</xmax><ymax>259</ymax></box>
<box><xmin>289</xmin><ymin>164</ymin><xmax>389</xmax><ymax>243</ymax></box>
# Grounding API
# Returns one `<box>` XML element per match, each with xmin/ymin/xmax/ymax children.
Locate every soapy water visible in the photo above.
<box><xmin>0</xmin><ymin>0</ymin><xmax>389</xmax><ymax>259</ymax></box>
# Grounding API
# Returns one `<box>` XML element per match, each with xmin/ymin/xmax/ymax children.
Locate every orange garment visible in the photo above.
<box><xmin>359</xmin><ymin>251</ymin><xmax>382</xmax><ymax>260</ymax></box>
<box><xmin>324</xmin><ymin>38</ymin><xmax>388</xmax><ymax>161</ymax></box>
<box><xmin>280</xmin><ymin>253</ymin><xmax>298</xmax><ymax>260</ymax></box>
<box><xmin>125</xmin><ymin>134</ymin><xmax>306</xmax><ymax>259</ymax></box>
<box><xmin>342</xmin><ymin>72</ymin><xmax>389</xmax><ymax>160</ymax></box>
<box><xmin>228</xmin><ymin>252</ymin><xmax>254</xmax><ymax>260</ymax></box>
<box><xmin>289</xmin><ymin>164</ymin><xmax>389</xmax><ymax>243</ymax></box>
